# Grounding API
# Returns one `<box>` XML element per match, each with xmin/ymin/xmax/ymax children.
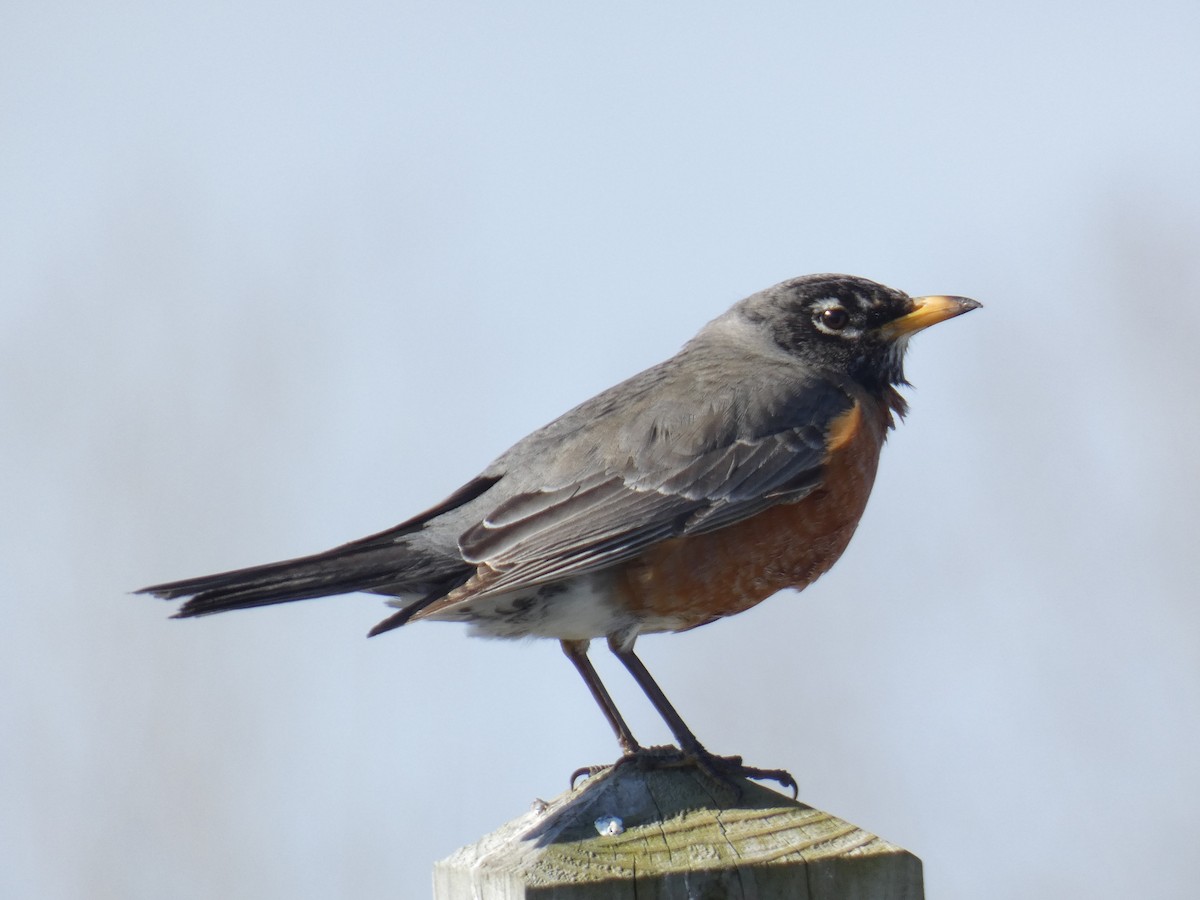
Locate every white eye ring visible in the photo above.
<box><xmin>812</xmin><ymin>299</ymin><xmax>860</xmax><ymax>337</ymax></box>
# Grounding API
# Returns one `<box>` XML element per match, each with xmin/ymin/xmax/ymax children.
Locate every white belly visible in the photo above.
<box><xmin>421</xmin><ymin>572</ymin><xmax>637</xmax><ymax>641</ymax></box>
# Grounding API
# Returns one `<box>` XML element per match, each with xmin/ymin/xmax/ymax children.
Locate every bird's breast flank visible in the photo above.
<box><xmin>619</xmin><ymin>399</ymin><xmax>887</xmax><ymax>632</ymax></box>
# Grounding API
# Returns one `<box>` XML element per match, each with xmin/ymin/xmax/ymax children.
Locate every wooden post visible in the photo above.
<box><xmin>434</xmin><ymin>763</ymin><xmax>923</xmax><ymax>899</ymax></box>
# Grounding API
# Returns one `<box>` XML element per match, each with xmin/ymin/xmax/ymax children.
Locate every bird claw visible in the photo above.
<box><xmin>711</xmin><ymin>758</ymin><xmax>799</xmax><ymax>800</ymax></box>
<box><xmin>682</xmin><ymin>749</ymin><xmax>798</xmax><ymax>800</ymax></box>
<box><xmin>570</xmin><ymin>744</ymin><xmax>798</xmax><ymax>799</ymax></box>
<box><xmin>569</xmin><ymin>764</ymin><xmax>607</xmax><ymax>790</ymax></box>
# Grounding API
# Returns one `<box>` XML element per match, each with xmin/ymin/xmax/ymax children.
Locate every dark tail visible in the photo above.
<box><xmin>138</xmin><ymin>545</ymin><xmax>425</xmax><ymax>618</ymax></box>
<box><xmin>138</xmin><ymin>474</ymin><xmax>497</xmax><ymax>624</ymax></box>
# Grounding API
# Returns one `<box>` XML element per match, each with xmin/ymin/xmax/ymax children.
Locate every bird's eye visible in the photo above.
<box><xmin>818</xmin><ymin>306</ymin><xmax>850</xmax><ymax>331</ymax></box>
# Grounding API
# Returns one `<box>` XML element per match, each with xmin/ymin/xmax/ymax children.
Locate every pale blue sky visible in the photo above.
<box><xmin>3</xmin><ymin>2</ymin><xmax>1199</xmax><ymax>898</ymax></box>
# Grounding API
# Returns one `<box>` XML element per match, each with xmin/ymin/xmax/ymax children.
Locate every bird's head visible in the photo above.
<box><xmin>735</xmin><ymin>273</ymin><xmax>980</xmax><ymax>393</ymax></box>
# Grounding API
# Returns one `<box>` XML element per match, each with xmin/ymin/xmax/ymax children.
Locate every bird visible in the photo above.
<box><xmin>139</xmin><ymin>273</ymin><xmax>979</xmax><ymax>791</ymax></box>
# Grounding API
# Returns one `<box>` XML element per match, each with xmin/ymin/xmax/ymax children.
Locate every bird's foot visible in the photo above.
<box><xmin>570</xmin><ymin>744</ymin><xmax>676</xmax><ymax>789</ymax></box>
<box><xmin>570</xmin><ymin>744</ymin><xmax>797</xmax><ymax>799</ymax></box>
<box><xmin>696</xmin><ymin>752</ymin><xmax>799</xmax><ymax>800</ymax></box>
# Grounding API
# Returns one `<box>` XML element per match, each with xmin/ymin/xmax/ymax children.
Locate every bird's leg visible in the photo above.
<box><xmin>561</xmin><ymin>640</ymin><xmax>641</xmax><ymax>754</ymax></box>
<box><xmin>564</xmin><ymin>639</ymin><xmax>660</xmax><ymax>788</ymax></box>
<box><xmin>607</xmin><ymin>635</ymin><xmax>798</xmax><ymax>797</ymax></box>
<box><xmin>606</xmin><ymin>636</ymin><xmax>706</xmax><ymax>757</ymax></box>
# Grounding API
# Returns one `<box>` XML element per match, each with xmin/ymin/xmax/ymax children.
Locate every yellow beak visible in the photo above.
<box><xmin>879</xmin><ymin>294</ymin><xmax>981</xmax><ymax>339</ymax></box>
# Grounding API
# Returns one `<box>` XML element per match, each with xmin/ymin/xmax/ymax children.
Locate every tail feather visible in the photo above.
<box><xmin>138</xmin><ymin>543</ymin><xmax>465</xmax><ymax>620</ymax></box>
<box><xmin>139</xmin><ymin>474</ymin><xmax>500</xmax><ymax>621</ymax></box>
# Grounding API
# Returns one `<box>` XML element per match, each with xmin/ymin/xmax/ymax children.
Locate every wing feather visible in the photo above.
<box><xmin>452</xmin><ymin>377</ymin><xmax>853</xmax><ymax>601</ymax></box>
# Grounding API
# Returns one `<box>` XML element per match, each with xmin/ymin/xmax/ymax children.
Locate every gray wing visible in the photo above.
<box><xmin>451</xmin><ymin>370</ymin><xmax>854</xmax><ymax>599</ymax></box>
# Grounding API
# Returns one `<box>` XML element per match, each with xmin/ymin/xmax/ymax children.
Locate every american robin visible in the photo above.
<box><xmin>140</xmin><ymin>273</ymin><xmax>979</xmax><ymax>791</ymax></box>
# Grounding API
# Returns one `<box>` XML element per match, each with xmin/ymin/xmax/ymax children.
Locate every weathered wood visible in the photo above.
<box><xmin>434</xmin><ymin>763</ymin><xmax>923</xmax><ymax>899</ymax></box>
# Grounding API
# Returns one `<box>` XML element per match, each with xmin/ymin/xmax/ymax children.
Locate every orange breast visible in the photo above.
<box><xmin>619</xmin><ymin>400</ymin><xmax>887</xmax><ymax>632</ymax></box>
